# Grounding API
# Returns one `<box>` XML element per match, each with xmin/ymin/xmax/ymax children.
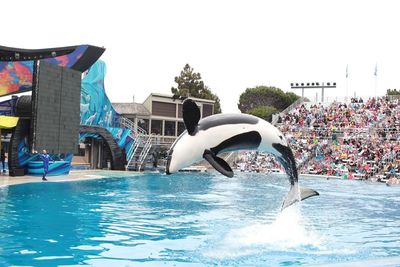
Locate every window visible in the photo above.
<box><xmin>164</xmin><ymin>121</ymin><xmax>176</xmax><ymax>136</ymax></box>
<box><xmin>152</xmin><ymin>101</ymin><xmax>176</xmax><ymax>117</ymax></box>
<box><xmin>151</xmin><ymin>120</ymin><xmax>162</xmax><ymax>135</ymax></box>
<box><xmin>138</xmin><ymin>118</ymin><xmax>149</xmax><ymax>133</ymax></box>
<box><xmin>177</xmin><ymin>121</ymin><xmax>186</xmax><ymax>135</ymax></box>
<box><xmin>177</xmin><ymin>104</ymin><xmax>183</xmax><ymax>118</ymax></box>
<box><xmin>202</xmin><ymin>104</ymin><xmax>214</xmax><ymax>118</ymax></box>
<box><xmin>74</xmin><ymin>144</ymin><xmax>86</xmax><ymax>156</ymax></box>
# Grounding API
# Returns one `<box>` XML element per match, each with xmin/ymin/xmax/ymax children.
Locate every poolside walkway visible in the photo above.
<box><xmin>0</xmin><ymin>169</ymin><xmax>368</xmax><ymax>188</ymax></box>
<box><xmin>0</xmin><ymin>170</ymin><xmax>142</xmax><ymax>187</ymax></box>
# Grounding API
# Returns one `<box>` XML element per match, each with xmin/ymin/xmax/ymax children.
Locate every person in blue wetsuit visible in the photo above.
<box><xmin>38</xmin><ymin>150</ymin><xmax>53</xmax><ymax>181</ymax></box>
<box><xmin>1</xmin><ymin>148</ymin><xmax>6</xmax><ymax>173</ymax></box>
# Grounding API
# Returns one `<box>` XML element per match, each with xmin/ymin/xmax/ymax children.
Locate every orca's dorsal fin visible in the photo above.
<box><xmin>203</xmin><ymin>149</ymin><xmax>234</xmax><ymax>178</ymax></box>
<box><xmin>183</xmin><ymin>99</ymin><xmax>200</xmax><ymax>136</ymax></box>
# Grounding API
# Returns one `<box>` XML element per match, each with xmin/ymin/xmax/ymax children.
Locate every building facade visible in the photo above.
<box><xmin>113</xmin><ymin>93</ymin><xmax>215</xmax><ymax>143</ymax></box>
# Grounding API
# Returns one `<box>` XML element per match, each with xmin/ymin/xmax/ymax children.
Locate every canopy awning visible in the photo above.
<box><xmin>0</xmin><ymin>116</ymin><xmax>18</xmax><ymax>128</ymax></box>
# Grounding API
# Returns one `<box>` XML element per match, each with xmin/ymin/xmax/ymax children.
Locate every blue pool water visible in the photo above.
<box><xmin>0</xmin><ymin>173</ymin><xmax>400</xmax><ymax>266</ymax></box>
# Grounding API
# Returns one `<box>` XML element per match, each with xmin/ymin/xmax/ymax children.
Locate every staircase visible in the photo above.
<box><xmin>119</xmin><ymin>117</ymin><xmax>153</xmax><ymax>171</ymax></box>
<box><xmin>135</xmin><ymin>135</ymin><xmax>154</xmax><ymax>171</ymax></box>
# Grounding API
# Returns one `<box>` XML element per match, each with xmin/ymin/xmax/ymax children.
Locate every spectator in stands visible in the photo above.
<box><xmin>235</xmin><ymin>96</ymin><xmax>400</xmax><ymax>179</ymax></box>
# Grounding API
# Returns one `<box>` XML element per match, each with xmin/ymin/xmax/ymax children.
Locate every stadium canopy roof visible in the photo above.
<box><xmin>0</xmin><ymin>44</ymin><xmax>105</xmax><ymax>72</ymax></box>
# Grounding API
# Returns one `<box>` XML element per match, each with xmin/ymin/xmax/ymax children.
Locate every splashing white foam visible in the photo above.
<box><xmin>203</xmin><ymin>206</ymin><xmax>324</xmax><ymax>259</ymax></box>
<box><xmin>232</xmin><ymin>207</ymin><xmax>321</xmax><ymax>248</ymax></box>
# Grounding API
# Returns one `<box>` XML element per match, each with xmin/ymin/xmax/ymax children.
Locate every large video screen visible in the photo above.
<box><xmin>0</xmin><ymin>61</ymin><xmax>34</xmax><ymax>96</ymax></box>
<box><xmin>31</xmin><ymin>61</ymin><xmax>81</xmax><ymax>154</ymax></box>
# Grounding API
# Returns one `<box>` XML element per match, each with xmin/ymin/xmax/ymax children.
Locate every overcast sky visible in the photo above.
<box><xmin>3</xmin><ymin>0</ymin><xmax>400</xmax><ymax>112</ymax></box>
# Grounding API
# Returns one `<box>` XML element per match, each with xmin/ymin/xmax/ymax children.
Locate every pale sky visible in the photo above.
<box><xmin>3</xmin><ymin>0</ymin><xmax>400</xmax><ymax>112</ymax></box>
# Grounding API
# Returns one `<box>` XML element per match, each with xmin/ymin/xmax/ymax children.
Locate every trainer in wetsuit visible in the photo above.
<box><xmin>39</xmin><ymin>150</ymin><xmax>53</xmax><ymax>181</ymax></box>
<box><xmin>0</xmin><ymin>148</ymin><xmax>6</xmax><ymax>173</ymax></box>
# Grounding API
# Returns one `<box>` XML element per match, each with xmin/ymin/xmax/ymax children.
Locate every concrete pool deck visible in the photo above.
<box><xmin>0</xmin><ymin>170</ymin><xmax>143</xmax><ymax>187</ymax></box>
<box><xmin>0</xmin><ymin>169</ymin><xmax>375</xmax><ymax>188</ymax></box>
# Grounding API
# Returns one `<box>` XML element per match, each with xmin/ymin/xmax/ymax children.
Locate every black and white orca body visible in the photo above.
<box><xmin>166</xmin><ymin>99</ymin><xmax>319</xmax><ymax>210</ymax></box>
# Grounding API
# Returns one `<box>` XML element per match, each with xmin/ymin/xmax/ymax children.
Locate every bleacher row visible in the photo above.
<box><xmin>234</xmin><ymin>96</ymin><xmax>400</xmax><ymax>181</ymax></box>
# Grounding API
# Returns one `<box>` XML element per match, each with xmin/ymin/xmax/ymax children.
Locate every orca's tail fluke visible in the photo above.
<box><xmin>281</xmin><ymin>183</ymin><xmax>319</xmax><ymax>210</ymax></box>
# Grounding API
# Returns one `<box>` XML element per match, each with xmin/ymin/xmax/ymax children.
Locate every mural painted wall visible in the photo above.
<box><xmin>81</xmin><ymin>60</ymin><xmax>119</xmax><ymax>127</ymax></box>
<box><xmin>0</xmin><ymin>61</ymin><xmax>34</xmax><ymax>96</ymax></box>
<box><xmin>18</xmin><ymin>137</ymin><xmax>73</xmax><ymax>176</ymax></box>
<box><xmin>13</xmin><ymin>58</ymin><xmax>135</xmax><ymax>175</ymax></box>
<box><xmin>80</xmin><ymin>60</ymin><xmax>135</xmax><ymax>158</ymax></box>
<box><xmin>106</xmin><ymin>127</ymin><xmax>134</xmax><ymax>160</ymax></box>
<box><xmin>43</xmin><ymin>45</ymin><xmax>88</xmax><ymax>68</ymax></box>
<box><xmin>0</xmin><ymin>97</ymin><xmax>17</xmax><ymax>116</ymax></box>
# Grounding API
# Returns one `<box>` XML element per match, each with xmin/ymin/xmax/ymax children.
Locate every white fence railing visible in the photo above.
<box><xmin>119</xmin><ymin>117</ymin><xmax>153</xmax><ymax>170</ymax></box>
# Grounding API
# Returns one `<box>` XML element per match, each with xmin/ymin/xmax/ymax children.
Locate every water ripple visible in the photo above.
<box><xmin>0</xmin><ymin>173</ymin><xmax>399</xmax><ymax>266</ymax></box>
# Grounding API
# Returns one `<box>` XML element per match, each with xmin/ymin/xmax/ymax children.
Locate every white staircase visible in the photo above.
<box><xmin>119</xmin><ymin>117</ymin><xmax>153</xmax><ymax>171</ymax></box>
<box><xmin>137</xmin><ymin>136</ymin><xmax>153</xmax><ymax>171</ymax></box>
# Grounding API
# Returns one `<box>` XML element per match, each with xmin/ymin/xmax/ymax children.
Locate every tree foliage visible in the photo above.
<box><xmin>203</xmin><ymin>86</ymin><xmax>222</xmax><ymax>114</ymax></box>
<box><xmin>285</xmin><ymin>91</ymin><xmax>300</xmax><ymax>104</ymax></box>
<box><xmin>387</xmin><ymin>89</ymin><xmax>400</xmax><ymax>96</ymax></box>
<box><xmin>248</xmin><ymin>105</ymin><xmax>278</xmax><ymax>122</ymax></box>
<box><xmin>171</xmin><ymin>64</ymin><xmax>221</xmax><ymax>113</ymax></box>
<box><xmin>238</xmin><ymin>86</ymin><xmax>299</xmax><ymax>114</ymax></box>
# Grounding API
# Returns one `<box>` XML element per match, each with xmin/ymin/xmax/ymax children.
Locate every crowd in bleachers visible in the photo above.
<box><xmin>235</xmin><ymin>96</ymin><xmax>400</xmax><ymax>181</ymax></box>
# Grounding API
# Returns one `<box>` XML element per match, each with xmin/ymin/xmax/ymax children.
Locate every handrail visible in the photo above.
<box><xmin>138</xmin><ymin>136</ymin><xmax>153</xmax><ymax>171</ymax></box>
<box><xmin>272</xmin><ymin>97</ymin><xmax>307</xmax><ymax>125</ymax></box>
<box><xmin>119</xmin><ymin>116</ymin><xmax>147</xmax><ymax>136</ymax></box>
<box><xmin>119</xmin><ymin>116</ymin><xmax>153</xmax><ymax>170</ymax></box>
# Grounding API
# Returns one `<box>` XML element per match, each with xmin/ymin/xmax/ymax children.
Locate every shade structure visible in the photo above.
<box><xmin>0</xmin><ymin>115</ymin><xmax>18</xmax><ymax>128</ymax></box>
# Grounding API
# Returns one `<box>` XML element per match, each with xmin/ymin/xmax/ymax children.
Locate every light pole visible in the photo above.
<box><xmin>290</xmin><ymin>82</ymin><xmax>337</xmax><ymax>102</ymax></box>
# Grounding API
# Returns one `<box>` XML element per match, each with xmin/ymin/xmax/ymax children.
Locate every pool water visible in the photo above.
<box><xmin>0</xmin><ymin>173</ymin><xmax>400</xmax><ymax>266</ymax></box>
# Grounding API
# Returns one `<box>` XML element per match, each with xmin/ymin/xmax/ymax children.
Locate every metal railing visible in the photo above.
<box><xmin>137</xmin><ymin>136</ymin><xmax>153</xmax><ymax>171</ymax></box>
<box><xmin>272</xmin><ymin>97</ymin><xmax>307</xmax><ymax>125</ymax></box>
<box><xmin>119</xmin><ymin>116</ymin><xmax>147</xmax><ymax>136</ymax></box>
<box><xmin>119</xmin><ymin>117</ymin><xmax>153</xmax><ymax>171</ymax></box>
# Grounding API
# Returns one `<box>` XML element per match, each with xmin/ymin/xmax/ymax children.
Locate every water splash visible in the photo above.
<box><xmin>203</xmin><ymin>206</ymin><xmax>324</xmax><ymax>259</ymax></box>
<box><xmin>232</xmin><ymin>207</ymin><xmax>322</xmax><ymax>248</ymax></box>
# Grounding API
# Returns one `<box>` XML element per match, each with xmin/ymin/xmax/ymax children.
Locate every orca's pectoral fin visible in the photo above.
<box><xmin>183</xmin><ymin>99</ymin><xmax>200</xmax><ymax>136</ymax></box>
<box><xmin>203</xmin><ymin>150</ymin><xmax>234</xmax><ymax>178</ymax></box>
<box><xmin>281</xmin><ymin>184</ymin><xmax>319</xmax><ymax>210</ymax></box>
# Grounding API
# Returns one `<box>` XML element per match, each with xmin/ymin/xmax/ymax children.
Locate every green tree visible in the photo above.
<box><xmin>171</xmin><ymin>64</ymin><xmax>221</xmax><ymax>113</ymax></box>
<box><xmin>387</xmin><ymin>89</ymin><xmax>400</xmax><ymax>95</ymax></box>
<box><xmin>238</xmin><ymin>86</ymin><xmax>299</xmax><ymax>113</ymax></box>
<box><xmin>285</xmin><ymin>91</ymin><xmax>300</xmax><ymax>104</ymax></box>
<box><xmin>248</xmin><ymin>105</ymin><xmax>278</xmax><ymax>122</ymax></box>
<box><xmin>202</xmin><ymin>86</ymin><xmax>222</xmax><ymax>114</ymax></box>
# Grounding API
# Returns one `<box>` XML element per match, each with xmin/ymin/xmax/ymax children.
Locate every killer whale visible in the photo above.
<box><xmin>166</xmin><ymin>99</ymin><xmax>319</xmax><ymax>210</ymax></box>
